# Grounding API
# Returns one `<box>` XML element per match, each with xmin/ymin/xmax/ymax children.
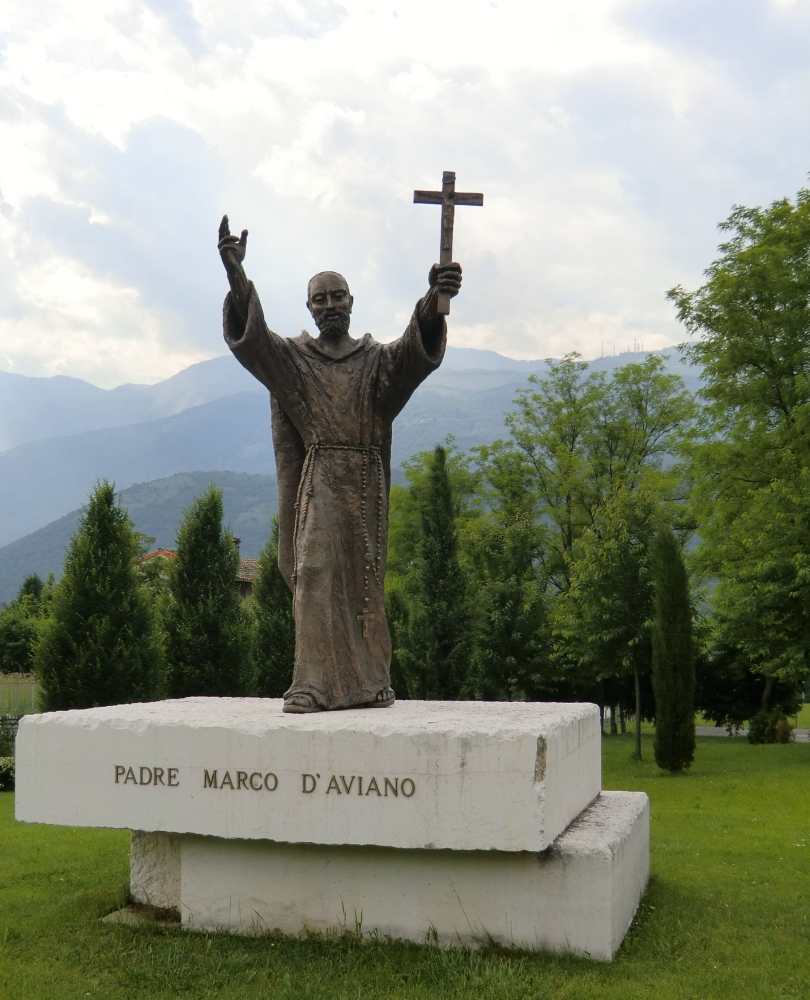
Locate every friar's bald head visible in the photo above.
<box><xmin>306</xmin><ymin>271</ymin><xmax>354</xmax><ymax>339</ymax></box>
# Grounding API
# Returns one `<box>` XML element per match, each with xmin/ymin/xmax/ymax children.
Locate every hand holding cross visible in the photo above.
<box><xmin>414</xmin><ymin>171</ymin><xmax>483</xmax><ymax>315</ymax></box>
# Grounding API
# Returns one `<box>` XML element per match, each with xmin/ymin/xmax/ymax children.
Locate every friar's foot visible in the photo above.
<box><xmin>366</xmin><ymin>686</ymin><xmax>395</xmax><ymax>709</ymax></box>
<box><xmin>282</xmin><ymin>693</ymin><xmax>323</xmax><ymax>714</ymax></box>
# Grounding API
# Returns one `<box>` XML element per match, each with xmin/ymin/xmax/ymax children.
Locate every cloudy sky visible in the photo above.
<box><xmin>1</xmin><ymin>0</ymin><xmax>809</xmax><ymax>387</ymax></box>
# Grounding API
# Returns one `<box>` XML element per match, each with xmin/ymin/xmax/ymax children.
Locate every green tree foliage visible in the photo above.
<box><xmin>395</xmin><ymin>445</ymin><xmax>472</xmax><ymax>699</ymax></box>
<box><xmin>164</xmin><ymin>485</ymin><xmax>253</xmax><ymax>697</ymax></box>
<box><xmin>16</xmin><ymin>574</ymin><xmax>45</xmax><ymax>603</ymax></box>
<box><xmin>252</xmin><ymin>516</ymin><xmax>295</xmax><ymax>697</ymax></box>
<box><xmin>695</xmin><ymin>629</ymin><xmax>801</xmax><ymax>731</ymax></box>
<box><xmin>552</xmin><ymin>486</ymin><xmax>660</xmax><ymax>759</ymax></box>
<box><xmin>466</xmin><ymin>446</ymin><xmax>550</xmax><ymax>700</ymax></box>
<box><xmin>385</xmin><ymin>361</ymin><xmax>693</xmax><ymax>710</ymax></box>
<box><xmin>385</xmin><ymin>587</ymin><xmax>411</xmax><ymax>699</ymax></box>
<box><xmin>670</xmin><ymin>187</ymin><xmax>810</xmax><ymax>711</ymax></box>
<box><xmin>507</xmin><ymin>355</ymin><xmax>691</xmax><ymax>730</ymax></box>
<box><xmin>0</xmin><ymin>606</ymin><xmax>40</xmax><ymax>675</ymax></box>
<box><xmin>505</xmin><ymin>354</ymin><xmax>693</xmax><ymax>593</ymax></box>
<box><xmin>0</xmin><ymin>575</ymin><xmax>54</xmax><ymax>676</ymax></box>
<box><xmin>35</xmin><ymin>481</ymin><xmax>162</xmax><ymax>710</ymax></box>
<box><xmin>650</xmin><ymin>529</ymin><xmax>695</xmax><ymax>772</ymax></box>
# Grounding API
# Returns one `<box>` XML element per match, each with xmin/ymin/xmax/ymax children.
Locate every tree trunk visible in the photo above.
<box><xmin>760</xmin><ymin>675</ymin><xmax>775</xmax><ymax>714</ymax></box>
<box><xmin>634</xmin><ymin>665</ymin><xmax>642</xmax><ymax>761</ymax></box>
<box><xmin>620</xmin><ymin>704</ymin><xmax>627</xmax><ymax>734</ymax></box>
<box><xmin>610</xmin><ymin>704</ymin><xmax>617</xmax><ymax>735</ymax></box>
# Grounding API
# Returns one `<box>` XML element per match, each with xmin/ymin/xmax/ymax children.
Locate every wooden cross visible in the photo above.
<box><xmin>356</xmin><ymin>607</ymin><xmax>377</xmax><ymax>638</ymax></box>
<box><xmin>413</xmin><ymin>170</ymin><xmax>483</xmax><ymax>314</ymax></box>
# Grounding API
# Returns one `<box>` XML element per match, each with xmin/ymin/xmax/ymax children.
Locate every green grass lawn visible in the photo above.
<box><xmin>1</xmin><ymin>734</ymin><xmax>809</xmax><ymax>999</ymax></box>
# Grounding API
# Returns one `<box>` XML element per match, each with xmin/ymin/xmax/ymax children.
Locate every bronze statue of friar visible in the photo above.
<box><xmin>218</xmin><ymin>200</ymin><xmax>465</xmax><ymax>714</ymax></box>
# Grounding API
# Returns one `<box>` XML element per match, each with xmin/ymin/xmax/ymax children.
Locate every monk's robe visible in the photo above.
<box><xmin>223</xmin><ymin>282</ymin><xmax>445</xmax><ymax>710</ymax></box>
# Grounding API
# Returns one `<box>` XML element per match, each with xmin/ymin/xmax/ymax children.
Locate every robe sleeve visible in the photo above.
<box><xmin>223</xmin><ymin>281</ymin><xmax>303</xmax><ymax>407</ymax></box>
<box><xmin>224</xmin><ymin>282</ymin><xmax>308</xmax><ymax>591</ymax></box>
<box><xmin>376</xmin><ymin>302</ymin><xmax>447</xmax><ymax>421</ymax></box>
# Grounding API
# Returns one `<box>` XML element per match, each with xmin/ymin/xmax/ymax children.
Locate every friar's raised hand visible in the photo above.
<box><xmin>217</xmin><ymin>214</ymin><xmax>251</xmax><ymax>328</ymax></box>
<box><xmin>218</xmin><ymin>214</ymin><xmax>249</xmax><ymax>270</ymax></box>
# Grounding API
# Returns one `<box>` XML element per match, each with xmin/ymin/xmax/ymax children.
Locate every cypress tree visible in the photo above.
<box><xmin>252</xmin><ymin>516</ymin><xmax>295</xmax><ymax>697</ymax></box>
<box><xmin>35</xmin><ymin>481</ymin><xmax>162</xmax><ymax>710</ymax></box>
<box><xmin>651</xmin><ymin>528</ymin><xmax>696</xmax><ymax>771</ymax></box>
<box><xmin>386</xmin><ymin>587</ymin><xmax>411</xmax><ymax>699</ymax></box>
<box><xmin>165</xmin><ymin>485</ymin><xmax>253</xmax><ymax>697</ymax></box>
<box><xmin>403</xmin><ymin>445</ymin><xmax>471</xmax><ymax>699</ymax></box>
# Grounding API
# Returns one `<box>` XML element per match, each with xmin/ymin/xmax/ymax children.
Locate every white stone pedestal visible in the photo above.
<box><xmin>15</xmin><ymin>698</ymin><xmax>649</xmax><ymax>960</ymax></box>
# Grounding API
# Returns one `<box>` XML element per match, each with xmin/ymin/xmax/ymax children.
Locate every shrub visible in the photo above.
<box><xmin>0</xmin><ymin>715</ymin><xmax>18</xmax><ymax>757</ymax></box>
<box><xmin>0</xmin><ymin>756</ymin><xmax>14</xmax><ymax>791</ymax></box>
<box><xmin>748</xmin><ymin>706</ymin><xmax>795</xmax><ymax>744</ymax></box>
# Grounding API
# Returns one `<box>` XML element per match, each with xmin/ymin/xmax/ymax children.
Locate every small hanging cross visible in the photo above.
<box><xmin>413</xmin><ymin>170</ymin><xmax>483</xmax><ymax>314</ymax></box>
<box><xmin>356</xmin><ymin>607</ymin><xmax>377</xmax><ymax>638</ymax></box>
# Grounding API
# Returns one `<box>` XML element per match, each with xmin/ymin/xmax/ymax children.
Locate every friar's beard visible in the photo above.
<box><xmin>316</xmin><ymin>311</ymin><xmax>351</xmax><ymax>338</ymax></box>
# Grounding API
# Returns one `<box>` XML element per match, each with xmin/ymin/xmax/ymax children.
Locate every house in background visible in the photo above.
<box><xmin>235</xmin><ymin>555</ymin><xmax>260</xmax><ymax>600</ymax></box>
<box><xmin>138</xmin><ymin>538</ymin><xmax>260</xmax><ymax>600</ymax></box>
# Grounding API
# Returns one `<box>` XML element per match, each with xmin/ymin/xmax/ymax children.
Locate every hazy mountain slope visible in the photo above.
<box><xmin>0</xmin><ymin>378</ymin><xmax>525</xmax><ymax>546</ymax></box>
<box><xmin>0</xmin><ymin>347</ymin><xmax>527</xmax><ymax>452</ymax></box>
<box><xmin>0</xmin><ymin>392</ymin><xmax>275</xmax><ymax>546</ymax></box>
<box><xmin>0</xmin><ymin>348</ymin><xmax>700</xmax><ymax>548</ymax></box>
<box><xmin>0</xmin><ymin>471</ymin><xmax>278</xmax><ymax>606</ymax></box>
<box><xmin>0</xmin><ymin>357</ymin><xmax>259</xmax><ymax>451</ymax></box>
<box><xmin>0</xmin><ymin>346</ymin><xmax>700</xmax><ymax>452</ymax></box>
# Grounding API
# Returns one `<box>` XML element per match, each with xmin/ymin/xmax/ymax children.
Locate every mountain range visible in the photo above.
<box><xmin>0</xmin><ymin>472</ymin><xmax>278</xmax><ymax>606</ymax></box>
<box><xmin>0</xmin><ymin>345</ymin><xmax>699</xmax><ymax>604</ymax></box>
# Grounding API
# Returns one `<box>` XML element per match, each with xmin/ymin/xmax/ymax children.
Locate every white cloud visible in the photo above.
<box><xmin>254</xmin><ymin>104</ymin><xmax>367</xmax><ymax>202</ymax></box>
<box><xmin>0</xmin><ymin>0</ymin><xmax>809</xmax><ymax>382</ymax></box>
<box><xmin>1</xmin><ymin>254</ymin><xmax>208</xmax><ymax>385</ymax></box>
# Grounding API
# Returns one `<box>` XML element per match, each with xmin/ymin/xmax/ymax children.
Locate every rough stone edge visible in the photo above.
<box><xmin>130</xmin><ymin>831</ymin><xmax>181</xmax><ymax>911</ymax></box>
<box><xmin>553</xmin><ymin>790</ymin><xmax>649</xmax><ymax>861</ymax></box>
<box><xmin>166</xmin><ymin>792</ymin><xmax>650</xmax><ymax>959</ymax></box>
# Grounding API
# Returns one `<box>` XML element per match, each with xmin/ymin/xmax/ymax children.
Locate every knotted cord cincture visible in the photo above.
<box><xmin>291</xmin><ymin>443</ymin><xmax>384</xmax><ymax>621</ymax></box>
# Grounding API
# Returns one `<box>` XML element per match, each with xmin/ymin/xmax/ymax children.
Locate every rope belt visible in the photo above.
<box><xmin>291</xmin><ymin>443</ymin><xmax>385</xmax><ymax>618</ymax></box>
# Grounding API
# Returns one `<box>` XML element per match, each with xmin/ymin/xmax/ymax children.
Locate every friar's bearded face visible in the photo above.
<box><xmin>307</xmin><ymin>271</ymin><xmax>353</xmax><ymax>339</ymax></box>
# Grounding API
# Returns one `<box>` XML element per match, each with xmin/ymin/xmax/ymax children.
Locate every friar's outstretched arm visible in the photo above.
<box><xmin>417</xmin><ymin>262</ymin><xmax>463</xmax><ymax>353</ymax></box>
<box><xmin>218</xmin><ymin>215</ymin><xmax>251</xmax><ymax>330</ymax></box>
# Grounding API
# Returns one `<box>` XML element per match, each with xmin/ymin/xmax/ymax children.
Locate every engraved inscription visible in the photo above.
<box><xmin>318</xmin><ymin>774</ymin><xmax>416</xmax><ymax>797</ymax></box>
<box><xmin>115</xmin><ymin>766</ymin><xmax>414</xmax><ymax>798</ymax></box>
<box><xmin>204</xmin><ymin>769</ymin><xmax>278</xmax><ymax>791</ymax></box>
<box><xmin>115</xmin><ymin>765</ymin><xmax>180</xmax><ymax>787</ymax></box>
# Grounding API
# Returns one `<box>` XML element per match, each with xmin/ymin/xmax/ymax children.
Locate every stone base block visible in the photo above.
<box><xmin>130</xmin><ymin>831</ymin><xmax>181</xmax><ymax>911</ymax></box>
<box><xmin>16</xmin><ymin>698</ymin><xmax>601</xmax><ymax>853</ymax></box>
<box><xmin>132</xmin><ymin>791</ymin><xmax>649</xmax><ymax>961</ymax></box>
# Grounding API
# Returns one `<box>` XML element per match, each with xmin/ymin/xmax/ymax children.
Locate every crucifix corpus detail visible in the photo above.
<box><xmin>217</xmin><ymin>170</ymin><xmax>481</xmax><ymax>714</ymax></box>
<box><xmin>414</xmin><ymin>170</ymin><xmax>484</xmax><ymax>314</ymax></box>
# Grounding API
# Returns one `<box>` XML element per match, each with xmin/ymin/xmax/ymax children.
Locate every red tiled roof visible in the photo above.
<box><xmin>138</xmin><ymin>549</ymin><xmax>261</xmax><ymax>584</ymax></box>
<box><xmin>138</xmin><ymin>548</ymin><xmax>176</xmax><ymax>563</ymax></box>
<box><xmin>236</xmin><ymin>558</ymin><xmax>261</xmax><ymax>583</ymax></box>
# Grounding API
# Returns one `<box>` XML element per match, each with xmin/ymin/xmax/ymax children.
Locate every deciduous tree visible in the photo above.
<box><xmin>671</xmin><ymin>187</ymin><xmax>810</xmax><ymax>710</ymax></box>
<box><xmin>553</xmin><ymin>486</ymin><xmax>661</xmax><ymax>759</ymax></box>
